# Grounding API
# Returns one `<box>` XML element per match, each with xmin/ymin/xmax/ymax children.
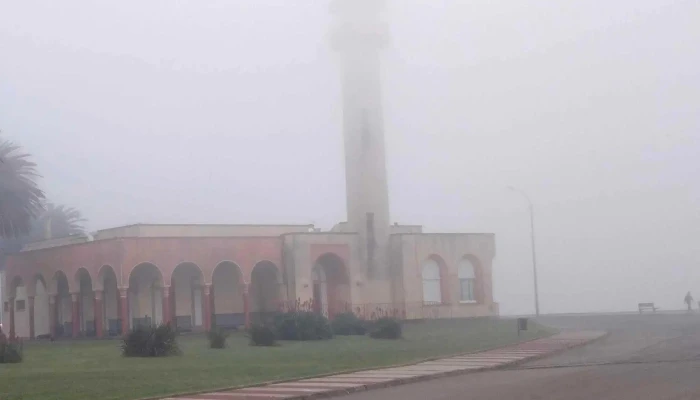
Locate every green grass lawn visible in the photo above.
<box><xmin>0</xmin><ymin>318</ymin><xmax>555</xmax><ymax>400</ymax></box>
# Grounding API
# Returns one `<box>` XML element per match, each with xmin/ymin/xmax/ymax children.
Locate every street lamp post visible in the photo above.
<box><xmin>508</xmin><ymin>186</ymin><xmax>540</xmax><ymax>317</ymax></box>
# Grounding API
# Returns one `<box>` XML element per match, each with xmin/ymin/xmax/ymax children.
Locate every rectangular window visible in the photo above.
<box><xmin>423</xmin><ymin>279</ymin><xmax>441</xmax><ymax>304</ymax></box>
<box><xmin>16</xmin><ymin>300</ymin><xmax>26</xmax><ymax>312</ymax></box>
<box><xmin>3</xmin><ymin>302</ymin><xmax>8</xmax><ymax>312</ymax></box>
<box><xmin>460</xmin><ymin>279</ymin><xmax>475</xmax><ymax>302</ymax></box>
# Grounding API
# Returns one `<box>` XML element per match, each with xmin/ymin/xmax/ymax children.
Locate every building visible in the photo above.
<box><xmin>2</xmin><ymin>0</ymin><xmax>497</xmax><ymax>339</ymax></box>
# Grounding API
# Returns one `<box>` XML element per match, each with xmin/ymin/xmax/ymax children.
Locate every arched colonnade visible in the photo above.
<box><xmin>5</xmin><ymin>260</ymin><xmax>285</xmax><ymax>338</ymax></box>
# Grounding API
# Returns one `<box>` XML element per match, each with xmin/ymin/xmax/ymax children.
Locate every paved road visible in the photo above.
<box><xmin>331</xmin><ymin>313</ymin><xmax>700</xmax><ymax>400</ymax></box>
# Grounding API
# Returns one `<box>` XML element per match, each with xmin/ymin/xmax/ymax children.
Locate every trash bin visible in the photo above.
<box><xmin>517</xmin><ymin>317</ymin><xmax>528</xmax><ymax>332</ymax></box>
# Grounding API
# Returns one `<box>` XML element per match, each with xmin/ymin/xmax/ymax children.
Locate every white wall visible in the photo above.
<box><xmin>34</xmin><ymin>280</ymin><xmax>50</xmax><ymax>337</ymax></box>
<box><xmin>0</xmin><ymin>271</ymin><xmax>4</xmax><ymax>326</ymax></box>
<box><xmin>14</xmin><ymin>285</ymin><xmax>29</xmax><ymax>338</ymax></box>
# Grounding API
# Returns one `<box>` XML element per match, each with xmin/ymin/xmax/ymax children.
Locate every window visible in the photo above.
<box><xmin>15</xmin><ymin>299</ymin><xmax>26</xmax><ymax>312</ymax></box>
<box><xmin>422</xmin><ymin>259</ymin><xmax>442</xmax><ymax>304</ymax></box>
<box><xmin>458</xmin><ymin>259</ymin><xmax>476</xmax><ymax>302</ymax></box>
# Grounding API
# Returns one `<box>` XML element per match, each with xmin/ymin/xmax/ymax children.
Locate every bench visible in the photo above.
<box><xmin>213</xmin><ymin>313</ymin><xmax>245</xmax><ymax>330</ymax></box>
<box><xmin>174</xmin><ymin>316</ymin><xmax>194</xmax><ymax>332</ymax></box>
<box><xmin>638</xmin><ymin>302</ymin><xmax>657</xmax><ymax>314</ymax></box>
<box><xmin>107</xmin><ymin>319</ymin><xmax>122</xmax><ymax>336</ymax></box>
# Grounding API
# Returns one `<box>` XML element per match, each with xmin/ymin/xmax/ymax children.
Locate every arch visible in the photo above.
<box><xmin>33</xmin><ymin>274</ymin><xmax>50</xmax><ymax>337</ymax></box>
<box><xmin>312</xmin><ymin>253</ymin><xmax>350</xmax><ymax>317</ymax></box>
<box><xmin>422</xmin><ymin>255</ymin><xmax>448</xmax><ymax>305</ymax></box>
<box><xmin>250</xmin><ymin>261</ymin><xmax>282</xmax><ymax>323</ymax></box>
<box><xmin>211</xmin><ymin>261</ymin><xmax>245</xmax><ymax>329</ymax></box>
<box><xmin>8</xmin><ymin>275</ymin><xmax>24</xmax><ymax>299</ymax></box>
<box><xmin>170</xmin><ymin>262</ymin><xmax>205</xmax><ymax>332</ymax></box>
<box><xmin>97</xmin><ymin>265</ymin><xmax>120</xmax><ymax>291</ymax></box>
<box><xmin>71</xmin><ymin>268</ymin><xmax>94</xmax><ymax>293</ymax></box>
<box><xmin>75</xmin><ymin>268</ymin><xmax>95</xmax><ymax>336</ymax></box>
<box><xmin>49</xmin><ymin>270</ymin><xmax>69</xmax><ymax>295</ymax></box>
<box><xmin>171</xmin><ymin>262</ymin><xmax>205</xmax><ymax>287</ymax></box>
<box><xmin>210</xmin><ymin>260</ymin><xmax>244</xmax><ymax>284</ymax></box>
<box><xmin>75</xmin><ymin>268</ymin><xmax>93</xmax><ymax>291</ymax></box>
<box><xmin>24</xmin><ymin>272</ymin><xmax>48</xmax><ymax>297</ymax></box>
<box><xmin>97</xmin><ymin>265</ymin><xmax>120</xmax><ymax>336</ymax></box>
<box><xmin>128</xmin><ymin>263</ymin><xmax>165</xmax><ymax>329</ymax></box>
<box><xmin>33</xmin><ymin>274</ymin><xmax>48</xmax><ymax>293</ymax></box>
<box><xmin>250</xmin><ymin>260</ymin><xmax>282</xmax><ymax>285</ymax></box>
<box><xmin>128</xmin><ymin>262</ymin><xmax>164</xmax><ymax>287</ymax></box>
<box><xmin>50</xmin><ymin>270</ymin><xmax>72</xmax><ymax>337</ymax></box>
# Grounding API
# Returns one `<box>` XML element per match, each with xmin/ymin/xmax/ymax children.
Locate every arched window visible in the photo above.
<box><xmin>422</xmin><ymin>259</ymin><xmax>442</xmax><ymax>304</ymax></box>
<box><xmin>458</xmin><ymin>259</ymin><xmax>476</xmax><ymax>302</ymax></box>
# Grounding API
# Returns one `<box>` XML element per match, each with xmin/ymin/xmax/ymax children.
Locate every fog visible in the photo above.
<box><xmin>1</xmin><ymin>0</ymin><xmax>699</xmax><ymax>315</ymax></box>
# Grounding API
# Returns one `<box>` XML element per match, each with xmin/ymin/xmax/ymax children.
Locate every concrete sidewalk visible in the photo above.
<box><xmin>163</xmin><ymin>331</ymin><xmax>606</xmax><ymax>400</ymax></box>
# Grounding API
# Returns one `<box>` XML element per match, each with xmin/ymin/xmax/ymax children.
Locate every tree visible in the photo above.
<box><xmin>29</xmin><ymin>203</ymin><xmax>86</xmax><ymax>241</ymax></box>
<box><xmin>0</xmin><ymin>138</ymin><xmax>44</xmax><ymax>238</ymax></box>
<box><xmin>0</xmin><ymin>202</ymin><xmax>87</xmax><ymax>254</ymax></box>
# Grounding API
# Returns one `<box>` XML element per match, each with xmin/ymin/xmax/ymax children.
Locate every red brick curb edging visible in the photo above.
<box><xmin>280</xmin><ymin>331</ymin><xmax>610</xmax><ymax>400</ymax></box>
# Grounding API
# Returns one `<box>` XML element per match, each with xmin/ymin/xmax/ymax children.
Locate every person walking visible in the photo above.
<box><xmin>684</xmin><ymin>291</ymin><xmax>694</xmax><ymax>312</ymax></box>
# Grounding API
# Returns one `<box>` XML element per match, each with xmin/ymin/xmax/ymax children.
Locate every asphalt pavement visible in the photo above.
<box><xmin>330</xmin><ymin>313</ymin><xmax>700</xmax><ymax>400</ymax></box>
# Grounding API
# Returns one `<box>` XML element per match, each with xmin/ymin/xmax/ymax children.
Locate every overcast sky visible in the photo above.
<box><xmin>1</xmin><ymin>0</ymin><xmax>699</xmax><ymax>315</ymax></box>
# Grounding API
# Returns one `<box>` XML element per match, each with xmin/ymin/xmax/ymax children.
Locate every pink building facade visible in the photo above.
<box><xmin>3</xmin><ymin>223</ymin><xmax>497</xmax><ymax>339</ymax></box>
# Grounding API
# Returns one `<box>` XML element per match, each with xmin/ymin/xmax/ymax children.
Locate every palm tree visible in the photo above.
<box><xmin>29</xmin><ymin>203</ymin><xmax>86</xmax><ymax>241</ymax></box>
<box><xmin>0</xmin><ymin>138</ymin><xmax>44</xmax><ymax>237</ymax></box>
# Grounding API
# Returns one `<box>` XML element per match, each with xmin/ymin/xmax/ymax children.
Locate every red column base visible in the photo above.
<box><xmin>120</xmin><ymin>290</ymin><xmax>129</xmax><ymax>336</ymax></box>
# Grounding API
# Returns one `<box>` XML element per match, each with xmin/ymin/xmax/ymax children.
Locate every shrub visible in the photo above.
<box><xmin>249</xmin><ymin>324</ymin><xmax>277</xmax><ymax>346</ymax></box>
<box><xmin>273</xmin><ymin>312</ymin><xmax>294</xmax><ymax>340</ymax></box>
<box><xmin>273</xmin><ymin>311</ymin><xmax>333</xmax><ymax>341</ymax></box>
<box><xmin>331</xmin><ymin>312</ymin><xmax>367</xmax><ymax>336</ymax></box>
<box><xmin>208</xmin><ymin>328</ymin><xmax>229</xmax><ymax>349</ymax></box>
<box><xmin>0</xmin><ymin>339</ymin><xmax>23</xmax><ymax>363</ymax></box>
<box><xmin>368</xmin><ymin>317</ymin><xmax>402</xmax><ymax>339</ymax></box>
<box><xmin>121</xmin><ymin>324</ymin><xmax>180</xmax><ymax>357</ymax></box>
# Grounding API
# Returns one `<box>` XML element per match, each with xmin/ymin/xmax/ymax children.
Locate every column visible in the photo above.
<box><xmin>116</xmin><ymin>288</ymin><xmax>122</xmax><ymax>335</ymax></box>
<box><xmin>202</xmin><ymin>284</ymin><xmax>212</xmax><ymax>331</ymax></box>
<box><xmin>278</xmin><ymin>282</ymin><xmax>288</xmax><ymax>307</ymax></box>
<box><xmin>94</xmin><ymin>290</ymin><xmax>104</xmax><ymax>338</ymax></box>
<box><xmin>242</xmin><ymin>283</ymin><xmax>250</xmax><ymax>329</ymax></box>
<box><xmin>162</xmin><ymin>286</ymin><xmax>171</xmax><ymax>326</ymax></box>
<box><xmin>49</xmin><ymin>294</ymin><xmax>57</xmax><ymax>338</ymax></box>
<box><xmin>71</xmin><ymin>293</ymin><xmax>80</xmax><ymax>338</ymax></box>
<box><xmin>119</xmin><ymin>288</ymin><xmax>129</xmax><ymax>335</ymax></box>
<box><xmin>28</xmin><ymin>296</ymin><xmax>36</xmax><ymax>339</ymax></box>
<box><xmin>8</xmin><ymin>297</ymin><xmax>16</xmax><ymax>339</ymax></box>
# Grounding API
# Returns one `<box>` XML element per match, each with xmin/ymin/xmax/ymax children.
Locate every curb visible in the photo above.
<box><xmin>283</xmin><ymin>331</ymin><xmax>610</xmax><ymax>400</ymax></box>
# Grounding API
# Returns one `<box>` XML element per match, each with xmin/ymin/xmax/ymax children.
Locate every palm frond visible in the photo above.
<box><xmin>29</xmin><ymin>202</ymin><xmax>86</xmax><ymax>241</ymax></box>
<box><xmin>0</xmin><ymin>138</ymin><xmax>45</xmax><ymax>237</ymax></box>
